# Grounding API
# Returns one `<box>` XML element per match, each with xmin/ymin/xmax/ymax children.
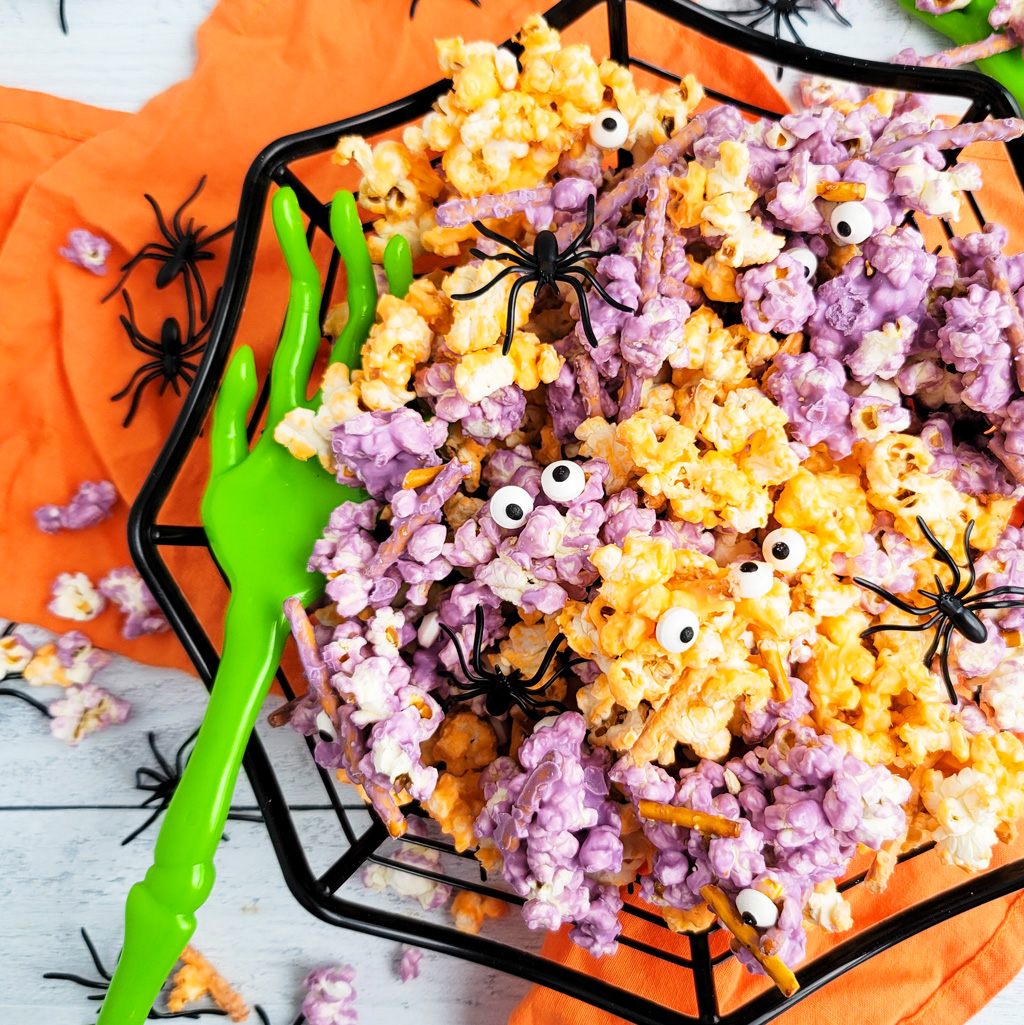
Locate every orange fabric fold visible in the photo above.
<box><xmin>2</xmin><ymin>3</ymin><xmax>1024</xmax><ymax>1023</ymax></box>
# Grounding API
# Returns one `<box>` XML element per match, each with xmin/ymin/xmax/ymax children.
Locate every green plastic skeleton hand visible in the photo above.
<box><xmin>98</xmin><ymin>186</ymin><xmax>411</xmax><ymax>1025</ymax></box>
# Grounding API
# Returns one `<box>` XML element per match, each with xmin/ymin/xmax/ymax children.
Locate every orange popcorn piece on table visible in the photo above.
<box><xmin>168</xmin><ymin>945</ymin><xmax>249</xmax><ymax>1022</ymax></box>
<box><xmin>450</xmin><ymin>890</ymin><xmax>509</xmax><ymax>934</ymax></box>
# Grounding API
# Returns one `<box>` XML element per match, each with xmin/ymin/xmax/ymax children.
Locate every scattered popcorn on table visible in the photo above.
<box><xmin>0</xmin><ymin>631</ymin><xmax>34</xmax><ymax>678</ymax></box>
<box><xmin>59</xmin><ymin>229</ymin><xmax>111</xmax><ymax>275</ymax></box>
<box><xmin>47</xmin><ymin>572</ymin><xmax>105</xmax><ymax>622</ymax></box>
<box><xmin>302</xmin><ymin>965</ymin><xmax>358</xmax><ymax>1025</ymax></box>
<box><xmin>49</xmin><ymin>683</ymin><xmax>130</xmax><ymax>746</ymax></box>
<box><xmin>267</xmin><ymin>12</ymin><xmax>1024</xmax><ymax>991</ymax></box>
<box><xmin>398</xmin><ymin>946</ymin><xmax>423</xmax><ymax>982</ymax></box>
<box><xmin>168</xmin><ymin>945</ymin><xmax>249</xmax><ymax>1022</ymax></box>
<box><xmin>98</xmin><ymin>566</ymin><xmax>169</xmax><ymax>639</ymax></box>
<box><xmin>34</xmin><ymin>480</ymin><xmax>117</xmax><ymax>533</ymax></box>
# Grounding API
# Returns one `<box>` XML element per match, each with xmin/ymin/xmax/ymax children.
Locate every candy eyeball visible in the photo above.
<box><xmin>541</xmin><ymin>460</ymin><xmax>586</xmax><ymax>503</ymax></box>
<box><xmin>589</xmin><ymin>109</ymin><xmax>629</xmax><ymax>149</ymax></box>
<box><xmin>315</xmin><ymin>710</ymin><xmax>338</xmax><ymax>744</ymax></box>
<box><xmin>417</xmin><ymin>611</ymin><xmax>440</xmax><ymax>648</ymax></box>
<box><xmin>490</xmin><ymin>485</ymin><xmax>535</xmax><ymax>529</ymax></box>
<box><xmin>656</xmin><ymin>607</ymin><xmax>700</xmax><ymax>653</ymax></box>
<box><xmin>829</xmin><ymin>201</ymin><xmax>873</xmax><ymax>245</ymax></box>
<box><xmin>762</xmin><ymin>528</ymin><xmax>807</xmax><ymax>572</ymax></box>
<box><xmin>764</xmin><ymin>124</ymin><xmax>795</xmax><ymax>150</ymax></box>
<box><xmin>736</xmin><ymin>888</ymin><xmax>779</xmax><ymax>929</ymax></box>
<box><xmin>728</xmin><ymin>560</ymin><xmax>775</xmax><ymax>599</ymax></box>
<box><xmin>788</xmin><ymin>248</ymin><xmax>818</xmax><ymax>281</ymax></box>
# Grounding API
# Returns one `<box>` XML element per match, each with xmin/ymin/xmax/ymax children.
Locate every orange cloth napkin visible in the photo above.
<box><xmin>1</xmin><ymin>4</ymin><xmax>1023</xmax><ymax>1023</ymax></box>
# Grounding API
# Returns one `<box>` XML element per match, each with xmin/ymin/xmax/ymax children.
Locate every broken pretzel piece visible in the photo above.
<box><xmin>638</xmin><ymin>799</ymin><xmax>742</xmax><ymax>838</ymax></box>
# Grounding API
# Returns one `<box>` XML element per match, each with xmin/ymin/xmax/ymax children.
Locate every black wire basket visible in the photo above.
<box><xmin>129</xmin><ymin>2</ymin><xmax>1024</xmax><ymax>1023</ymax></box>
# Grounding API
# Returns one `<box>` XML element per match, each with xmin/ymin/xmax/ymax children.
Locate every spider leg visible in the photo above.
<box><xmin>502</xmin><ymin>273</ymin><xmax>536</xmax><ymax>355</ymax></box>
<box><xmin>963</xmin><ymin>586</ymin><xmax>1024</xmax><ymax>603</ymax></box>
<box><xmin>851</xmin><ymin>577</ymin><xmax>937</xmax><ymax>615</ymax></box>
<box><xmin>916</xmin><ymin>515</ymin><xmax>962</xmax><ymax>593</ymax></box>
<box><xmin>559</xmin><ymin>195</ymin><xmax>597</xmax><ymax>259</ymax></box>
<box><xmin>100</xmin><ymin>246</ymin><xmax>173</xmax><ymax>303</ymax></box>
<box><xmin>957</xmin><ymin>520</ymin><xmax>977</xmax><ymax>598</ymax></box>
<box><xmin>176</xmin><ymin>729</ymin><xmax>198</xmax><ymax>777</ymax></box>
<box><xmin>471</xmin><ymin>219</ymin><xmax>533</xmax><ymax>261</ymax></box>
<box><xmin>438</xmin><ymin>623</ymin><xmax>489</xmax><ymax>686</ymax></box>
<box><xmin>187</xmin><ymin>260</ymin><xmax>211</xmax><ymax>323</ymax></box>
<box><xmin>147</xmin><ymin>731</ymin><xmax>173</xmax><ymax>777</ymax></box>
<box><xmin>560</xmin><ymin>249</ymin><xmax>612</xmax><ymax>264</ymax></box>
<box><xmin>169</xmin><ymin>176</ymin><xmax>207</xmax><ymax>240</ymax></box>
<box><xmin>559</xmin><ymin>274</ymin><xmax>603</xmax><ymax>348</ymax></box>
<box><xmin>922</xmin><ymin>616</ymin><xmax>952</xmax><ymax>672</ymax></box>
<box><xmin>782</xmin><ymin>11</ymin><xmax>805</xmax><ymax>44</ymax></box>
<box><xmin>819</xmin><ymin>0</ymin><xmax>852</xmax><ymax>24</ymax></box>
<box><xmin>741</xmin><ymin>9</ymin><xmax>773</xmax><ymax>29</ymax></box>
<box><xmin>143</xmin><ymin>192</ymin><xmax>177</xmax><ymax>247</ymax></box>
<box><xmin>42</xmin><ymin>972</ymin><xmax>109</xmax><ymax>991</ymax></box>
<box><xmin>511</xmin><ymin>691</ymin><xmax>569</xmax><ymax>718</ymax></box>
<box><xmin>960</xmin><ymin>599</ymin><xmax>1024</xmax><ymax>612</ymax></box>
<box><xmin>118</xmin><ymin>316</ymin><xmax>161</xmax><ymax>358</ymax></box>
<box><xmin>137</xmin><ymin>792</ymin><xmax>167</xmax><ymax>809</ymax></box>
<box><xmin>469</xmin><ymin>247</ymin><xmax>534</xmax><ymax>270</ymax></box>
<box><xmin>937</xmin><ymin>627</ymin><xmax>960</xmax><ymax>705</ymax></box>
<box><xmin>450</xmin><ymin>263</ymin><xmax>524</xmax><ymax>302</ymax></box>
<box><xmin>117</xmin><ymin>368</ymin><xmax>166</xmax><ymax>427</ymax></box>
<box><xmin>135</xmin><ymin>766</ymin><xmax>168</xmax><ymax>788</ymax></box>
<box><xmin>121</xmin><ymin>802</ymin><xmax>167</xmax><ymax>846</ymax></box>
<box><xmin>197</xmin><ymin>219</ymin><xmax>236</xmax><ymax>247</ymax></box>
<box><xmin>558</xmin><ymin>266</ymin><xmax>636</xmax><ymax>313</ymax></box>
<box><xmin>524</xmin><ymin>657</ymin><xmax>588</xmax><ymax>695</ymax></box>
<box><xmin>81</xmin><ymin>928</ymin><xmax>111</xmax><ymax>980</ymax></box>
<box><xmin>521</xmin><ymin>633</ymin><xmax>573</xmax><ymax>688</ymax></box>
<box><xmin>860</xmin><ymin>612</ymin><xmax>942</xmax><ymax>638</ymax></box>
<box><xmin>471</xmin><ymin>605</ymin><xmax>488</xmax><ymax>677</ymax></box>
<box><xmin>111</xmin><ymin>362</ymin><xmax>160</xmax><ymax>402</ymax></box>
<box><xmin>59</xmin><ymin>0</ymin><xmax>67</xmax><ymax>33</ymax></box>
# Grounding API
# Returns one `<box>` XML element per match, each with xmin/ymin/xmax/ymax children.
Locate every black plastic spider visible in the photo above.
<box><xmin>450</xmin><ymin>194</ymin><xmax>636</xmax><ymax>355</ymax></box>
<box><xmin>254</xmin><ymin>1006</ymin><xmax>306</xmax><ymax>1025</ymax></box>
<box><xmin>438</xmin><ymin>606</ymin><xmax>586</xmax><ymax>718</ymax></box>
<box><xmin>101</xmin><ymin>176</ymin><xmax>235</xmax><ymax>321</ymax></box>
<box><xmin>43</xmin><ymin>928</ymin><xmax>228</xmax><ymax>1019</ymax></box>
<box><xmin>59</xmin><ymin>0</ymin><xmax>68</xmax><ymax>33</ymax></box>
<box><xmin>111</xmin><ymin>286</ymin><xmax>217</xmax><ymax>427</ymax></box>
<box><xmin>731</xmin><ymin>0</ymin><xmax>850</xmax><ymax>46</ymax></box>
<box><xmin>123</xmin><ymin>728</ymin><xmax>262</xmax><ymax>846</ymax></box>
<box><xmin>853</xmin><ymin>516</ymin><xmax>1024</xmax><ymax>705</ymax></box>
<box><xmin>0</xmin><ymin>622</ymin><xmax>51</xmax><ymax>719</ymax></box>
<box><xmin>409</xmin><ymin>0</ymin><xmax>480</xmax><ymax>15</ymax></box>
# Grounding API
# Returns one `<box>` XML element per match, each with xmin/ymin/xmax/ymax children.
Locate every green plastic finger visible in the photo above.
<box><xmin>209</xmin><ymin>345</ymin><xmax>256</xmax><ymax>480</ymax></box>
<box><xmin>898</xmin><ymin>0</ymin><xmax>1024</xmax><ymax>110</ymax></box>
<box><xmin>266</xmin><ymin>187</ymin><xmax>324</xmax><ymax>425</ymax></box>
<box><xmin>383</xmin><ymin>233</ymin><xmax>414</xmax><ymax>299</ymax></box>
<box><xmin>328</xmin><ymin>190</ymin><xmax>377</xmax><ymax>369</ymax></box>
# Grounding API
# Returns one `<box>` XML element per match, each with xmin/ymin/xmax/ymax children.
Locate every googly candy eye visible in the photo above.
<box><xmin>589</xmin><ymin>109</ymin><xmax>629</xmax><ymax>149</ymax></box>
<box><xmin>541</xmin><ymin>460</ymin><xmax>587</xmax><ymax>503</ymax></box>
<box><xmin>762</xmin><ymin>528</ymin><xmax>807</xmax><ymax>572</ymax></box>
<box><xmin>728</xmin><ymin>560</ymin><xmax>775</xmax><ymax>599</ymax></box>
<box><xmin>656</xmin><ymin>607</ymin><xmax>700</xmax><ymax>653</ymax></box>
<box><xmin>829</xmin><ymin>201</ymin><xmax>873</xmax><ymax>245</ymax></box>
<box><xmin>490</xmin><ymin>485</ymin><xmax>534</xmax><ymax>529</ymax></box>
<box><xmin>788</xmin><ymin>248</ymin><xmax>818</xmax><ymax>281</ymax></box>
<box><xmin>736</xmin><ymin>888</ymin><xmax>779</xmax><ymax>929</ymax></box>
<box><xmin>315</xmin><ymin>710</ymin><xmax>338</xmax><ymax>743</ymax></box>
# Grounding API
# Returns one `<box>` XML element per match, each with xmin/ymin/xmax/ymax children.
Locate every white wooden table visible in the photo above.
<box><xmin>1</xmin><ymin>0</ymin><xmax>1022</xmax><ymax>1022</ymax></box>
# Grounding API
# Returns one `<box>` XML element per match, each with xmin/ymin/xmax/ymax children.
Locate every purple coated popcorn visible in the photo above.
<box><xmin>59</xmin><ymin>229</ymin><xmax>111</xmax><ymax>275</ymax></box>
<box><xmin>97</xmin><ymin>567</ymin><xmax>169</xmax><ymax>639</ymax></box>
<box><xmin>333</xmin><ymin>408</ymin><xmax>447</xmax><ymax>500</ymax></box>
<box><xmin>399</xmin><ymin>947</ymin><xmax>423</xmax><ymax>982</ymax></box>
<box><xmin>49</xmin><ymin>683</ymin><xmax>130</xmax><ymax>746</ymax></box>
<box><xmin>34</xmin><ymin>480</ymin><xmax>117</xmax><ymax>534</ymax></box>
<box><xmin>55</xmin><ymin>630</ymin><xmax>112</xmax><ymax>686</ymax></box>
<box><xmin>302</xmin><ymin>966</ymin><xmax>358</xmax><ymax>1025</ymax></box>
<box><xmin>766</xmin><ymin>352</ymin><xmax>854</xmax><ymax>457</ymax></box>
<box><xmin>737</xmin><ymin>253</ymin><xmax>817</xmax><ymax>335</ymax></box>
<box><xmin>416</xmin><ymin>362</ymin><xmax>525</xmax><ymax>441</ymax></box>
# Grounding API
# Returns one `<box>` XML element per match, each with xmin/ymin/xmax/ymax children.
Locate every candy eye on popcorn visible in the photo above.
<box><xmin>589</xmin><ymin>108</ymin><xmax>630</xmax><ymax>149</ymax></box>
<box><xmin>315</xmin><ymin>710</ymin><xmax>339</xmax><ymax>743</ymax></box>
<box><xmin>788</xmin><ymin>248</ymin><xmax>818</xmax><ymax>280</ymax></box>
<box><xmin>541</xmin><ymin>460</ymin><xmax>587</xmax><ymax>503</ymax></box>
<box><xmin>762</xmin><ymin>528</ymin><xmax>807</xmax><ymax>572</ymax></box>
<box><xmin>490</xmin><ymin>484</ymin><xmax>535</xmax><ymax>529</ymax></box>
<box><xmin>736</xmin><ymin>888</ymin><xmax>780</xmax><ymax>929</ymax></box>
<box><xmin>729</xmin><ymin>559</ymin><xmax>775</xmax><ymax>599</ymax></box>
<box><xmin>829</xmin><ymin>201</ymin><xmax>874</xmax><ymax>245</ymax></box>
<box><xmin>655</xmin><ymin>606</ymin><xmax>700</xmax><ymax>652</ymax></box>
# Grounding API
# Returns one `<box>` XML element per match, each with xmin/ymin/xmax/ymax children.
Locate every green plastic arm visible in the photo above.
<box><xmin>97</xmin><ymin>187</ymin><xmax>384</xmax><ymax>1024</ymax></box>
<box><xmin>899</xmin><ymin>0</ymin><xmax>1024</xmax><ymax>110</ymax></box>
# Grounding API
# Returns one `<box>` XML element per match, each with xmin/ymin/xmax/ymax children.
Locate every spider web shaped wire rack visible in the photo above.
<box><xmin>128</xmin><ymin>2</ymin><xmax>1024</xmax><ymax>1023</ymax></box>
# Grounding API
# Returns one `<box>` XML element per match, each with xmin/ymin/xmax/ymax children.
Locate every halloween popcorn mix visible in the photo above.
<box><xmin>272</xmin><ymin>15</ymin><xmax>1024</xmax><ymax>990</ymax></box>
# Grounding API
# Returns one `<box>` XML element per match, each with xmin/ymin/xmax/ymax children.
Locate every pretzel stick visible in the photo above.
<box><xmin>630</xmin><ymin>665</ymin><xmax>714</xmax><ymax>766</ymax></box>
<box><xmin>700</xmin><ymin>885</ymin><xmax>800</xmax><ymax>998</ymax></box>
<box><xmin>639</xmin><ymin>168</ymin><xmax>672</xmax><ymax>304</ymax></box>
<box><xmin>638</xmin><ymin>799</ymin><xmax>742</xmax><ymax>838</ymax></box>
<box><xmin>816</xmin><ymin>181</ymin><xmax>866</xmax><ymax>202</ymax></box>
<box><xmin>756</xmin><ymin>637</ymin><xmax>792</xmax><ymax>703</ymax></box>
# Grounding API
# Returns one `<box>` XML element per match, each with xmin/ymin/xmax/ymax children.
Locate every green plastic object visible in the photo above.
<box><xmin>97</xmin><ymin>186</ymin><xmax>406</xmax><ymax>1024</ymax></box>
<box><xmin>899</xmin><ymin>0</ymin><xmax>1024</xmax><ymax>111</ymax></box>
